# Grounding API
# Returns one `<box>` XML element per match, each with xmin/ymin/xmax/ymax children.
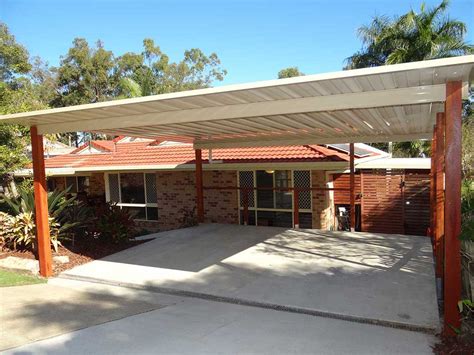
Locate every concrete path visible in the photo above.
<box><xmin>0</xmin><ymin>282</ymin><xmax>164</xmax><ymax>351</ymax></box>
<box><xmin>5</xmin><ymin>279</ymin><xmax>435</xmax><ymax>355</ymax></box>
<box><xmin>61</xmin><ymin>224</ymin><xmax>439</xmax><ymax>331</ymax></box>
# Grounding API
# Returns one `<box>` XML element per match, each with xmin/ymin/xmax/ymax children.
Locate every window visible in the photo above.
<box><xmin>120</xmin><ymin>173</ymin><xmax>145</xmax><ymax>203</ymax></box>
<box><xmin>274</xmin><ymin>170</ymin><xmax>292</xmax><ymax>209</ymax></box>
<box><xmin>65</xmin><ymin>176</ymin><xmax>89</xmax><ymax>194</ymax></box>
<box><xmin>256</xmin><ymin>170</ymin><xmax>292</xmax><ymax>209</ymax></box>
<box><xmin>47</xmin><ymin>178</ymin><xmax>57</xmax><ymax>191</ymax></box>
<box><xmin>106</xmin><ymin>173</ymin><xmax>158</xmax><ymax>221</ymax></box>
<box><xmin>238</xmin><ymin>170</ymin><xmax>312</xmax><ymax>228</ymax></box>
<box><xmin>256</xmin><ymin>170</ymin><xmax>274</xmax><ymax>208</ymax></box>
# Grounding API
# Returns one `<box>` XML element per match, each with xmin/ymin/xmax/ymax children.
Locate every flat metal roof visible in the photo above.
<box><xmin>1</xmin><ymin>55</ymin><xmax>473</xmax><ymax>148</ymax></box>
<box><xmin>355</xmin><ymin>157</ymin><xmax>431</xmax><ymax>170</ymax></box>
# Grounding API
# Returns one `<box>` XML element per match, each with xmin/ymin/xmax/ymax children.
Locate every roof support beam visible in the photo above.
<box><xmin>36</xmin><ymin>85</ymin><xmax>446</xmax><ymax>135</ymax></box>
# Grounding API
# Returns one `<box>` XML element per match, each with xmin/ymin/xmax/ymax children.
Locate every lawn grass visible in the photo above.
<box><xmin>0</xmin><ymin>268</ymin><xmax>46</xmax><ymax>287</ymax></box>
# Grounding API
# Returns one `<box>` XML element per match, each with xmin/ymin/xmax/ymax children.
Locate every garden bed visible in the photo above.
<box><xmin>0</xmin><ymin>238</ymin><xmax>152</xmax><ymax>276</ymax></box>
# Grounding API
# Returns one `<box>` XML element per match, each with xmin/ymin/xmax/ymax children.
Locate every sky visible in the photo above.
<box><xmin>1</xmin><ymin>0</ymin><xmax>473</xmax><ymax>86</ymax></box>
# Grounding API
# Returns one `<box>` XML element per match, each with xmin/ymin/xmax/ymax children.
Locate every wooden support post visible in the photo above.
<box><xmin>349</xmin><ymin>143</ymin><xmax>356</xmax><ymax>232</ymax></box>
<box><xmin>195</xmin><ymin>149</ymin><xmax>204</xmax><ymax>223</ymax></box>
<box><xmin>435</xmin><ymin>113</ymin><xmax>445</xmax><ymax>279</ymax></box>
<box><xmin>443</xmin><ymin>81</ymin><xmax>462</xmax><ymax>336</ymax></box>
<box><xmin>430</xmin><ymin>126</ymin><xmax>437</xmax><ymax>239</ymax></box>
<box><xmin>30</xmin><ymin>126</ymin><xmax>53</xmax><ymax>277</ymax></box>
<box><xmin>293</xmin><ymin>189</ymin><xmax>299</xmax><ymax>229</ymax></box>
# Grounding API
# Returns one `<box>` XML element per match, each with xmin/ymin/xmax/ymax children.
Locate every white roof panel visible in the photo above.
<box><xmin>1</xmin><ymin>55</ymin><xmax>473</xmax><ymax>148</ymax></box>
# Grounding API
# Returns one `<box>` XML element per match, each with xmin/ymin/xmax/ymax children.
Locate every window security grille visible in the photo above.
<box><xmin>239</xmin><ymin>171</ymin><xmax>255</xmax><ymax>207</ymax></box>
<box><xmin>108</xmin><ymin>174</ymin><xmax>120</xmax><ymax>202</ymax></box>
<box><xmin>145</xmin><ymin>173</ymin><xmax>157</xmax><ymax>203</ymax></box>
<box><xmin>293</xmin><ymin>170</ymin><xmax>311</xmax><ymax>210</ymax></box>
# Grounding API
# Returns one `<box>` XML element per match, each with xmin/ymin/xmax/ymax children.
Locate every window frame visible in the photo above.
<box><xmin>237</xmin><ymin>169</ymin><xmax>312</xmax><ymax>227</ymax></box>
<box><xmin>64</xmin><ymin>175</ymin><xmax>90</xmax><ymax>194</ymax></box>
<box><xmin>105</xmin><ymin>172</ymin><xmax>158</xmax><ymax>221</ymax></box>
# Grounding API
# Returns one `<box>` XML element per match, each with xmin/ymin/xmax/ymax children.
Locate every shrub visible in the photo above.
<box><xmin>178</xmin><ymin>206</ymin><xmax>197</xmax><ymax>228</ymax></box>
<box><xmin>1</xmin><ymin>184</ymin><xmax>86</xmax><ymax>252</ymax></box>
<box><xmin>461</xmin><ymin>179</ymin><xmax>474</xmax><ymax>242</ymax></box>
<box><xmin>0</xmin><ymin>211</ymin><xmax>63</xmax><ymax>252</ymax></box>
<box><xmin>90</xmin><ymin>202</ymin><xmax>135</xmax><ymax>243</ymax></box>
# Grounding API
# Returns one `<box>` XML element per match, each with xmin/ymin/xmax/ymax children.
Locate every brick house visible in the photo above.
<box><xmin>28</xmin><ymin>136</ymin><xmax>430</xmax><ymax>235</ymax></box>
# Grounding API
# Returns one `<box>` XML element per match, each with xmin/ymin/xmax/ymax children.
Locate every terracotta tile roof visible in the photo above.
<box><xmin>44</xmin><ymin>140</ymin><xmax>355</xmax><ymax>169</ymax></box>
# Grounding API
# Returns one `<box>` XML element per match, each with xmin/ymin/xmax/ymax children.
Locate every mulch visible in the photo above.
<box><xmin>0</xmin><ymin>239</ymin><xmax>152</xmax><ymax>276</ymax></box>
<box><xmin>432</xmin><ymin>334</ymin><xmax>474</xmax><ymax>354</ymax></box>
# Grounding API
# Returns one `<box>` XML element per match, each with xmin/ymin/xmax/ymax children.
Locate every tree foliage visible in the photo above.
<box><xmin>53</xmin><ymin>37</ymin><xmax>227</xmax><ymax>107</ymax></box>
<box><xmin>0</xmin><ymin>23</ymin><xmax>47</xmax><ymax>179</ymax></box>
<box><xmin>345</xmin><ymin>0</ymin><xmax>472</xmax><ymax>158</ymax></box>
<box><xmin>0</xmin><ymin>23</ymin><xmax>31</xmax><ymax>82</ymax></box>
<box><xmin>0</xmin><ymin>21</ymin><xmax>227</xmax><ymax>158</ymax></box>
<box><xmin>54</xmin><ymin>39</ymin><xmax>116</xmax><ymax>106</ymax></box>
<box><xmin>277</xmin><ymin>67</ymin><xmax>304</xmax><ymax>79</ymax></box>
<box><xmin>49</xmin><ymin>37</ymin><xmax>226</xmax><ymax>145</ymax></box>
<box><xmin>345</xmin><ymin>0</ymin><xmax>473</xmax><ymax>69</ymax></box>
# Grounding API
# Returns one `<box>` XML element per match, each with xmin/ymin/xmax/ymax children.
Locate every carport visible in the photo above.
<box><xmin>1</xmin><ymin>55</ymin><xmax>473</xmax><ymax>335</ymax></box>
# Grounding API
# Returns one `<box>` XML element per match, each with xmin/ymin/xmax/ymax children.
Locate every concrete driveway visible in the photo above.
<box><xmin>0</xmin><ymin>282</ymin><xmax>163</xmax><ymax>351</ymax></box>
<box><xmin>5</xmin><ymin>280</ymin><xmax>436</xmax><ymax>355</ymax></box>
<box><xmin>61</xmin><ymin>224</ymin><xmax>439</xmax><ymax>331</ymax></box>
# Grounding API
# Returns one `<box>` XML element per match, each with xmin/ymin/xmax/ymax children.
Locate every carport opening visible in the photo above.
<box><xmin>1</xmin><ymin>56</ymin><xmax>470</xmax><ymax>336</ymax></box>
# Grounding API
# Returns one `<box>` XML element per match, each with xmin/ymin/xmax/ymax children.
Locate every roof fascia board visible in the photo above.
<box><xmin>17</xmin><ymin>161</ymin><xmax>349</xmax><ymax>176</ymax></box>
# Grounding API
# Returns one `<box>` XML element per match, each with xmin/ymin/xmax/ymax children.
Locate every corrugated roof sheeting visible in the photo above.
<box><xmin>1</xmin><ymin>56</ymin><xmax>473</xmax><ymax>147</ymax></box>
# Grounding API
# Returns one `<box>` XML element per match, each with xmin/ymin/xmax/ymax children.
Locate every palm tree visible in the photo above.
<box><xmin>345</xmin><ymin>0</ymin><xmax>473</xmax><ymax>157</ymax></box>
<box><xmin>345</xmin><ymin>0</ymin><xmax>473</xmax><ymax>69</ymax></box>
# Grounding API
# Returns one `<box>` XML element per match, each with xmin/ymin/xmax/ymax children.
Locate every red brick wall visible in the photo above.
<box><xmin>203</xmin><ymin>170</ymin><xmax>238</xmax><ymax>224</ymax></box>
<box><xmin>312</xmin><ymin>170</ymin><xmax>331</xmax><ymax>230</ymax></box>
<box><xmin>156</xmin><ymin>170</ymin><xmax>238</xmax><ymax>231</ymax></box>
<box><xmin>156</xmin><ymin>171</ymin><xmax>197</xmax><ymax>231</ymax></box>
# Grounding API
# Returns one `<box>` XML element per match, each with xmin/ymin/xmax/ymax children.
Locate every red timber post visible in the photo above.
<box><xmin>435</xmin><ymin>112</ymin><xmax>446</xmax><ymax>280</ymax></box>
<box><xmin>443</xmin><ymin>81</ymin><xmax>462</xmax><ymax>336</ymax></box>
<box><xmin>430</xmin><ymin>125</ymin><xmax>437</xmax><ymax>239</ymax></box>
<box><xmin>30</xmin><ymin>126</ymin><xmax>53</xmax><ymax>277</ymax></box>
<box><xmin>349</xmin><ymin>143</ymin><xmax>356</xmax><ymax>232</ymax></box>
<box><xmin>195</xmin><ymin>149</ymin><xmax>204</xmax><ymax>223</ymax></box>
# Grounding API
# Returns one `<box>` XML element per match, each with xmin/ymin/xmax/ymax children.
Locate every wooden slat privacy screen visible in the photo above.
<box><xmin>332</xmin><ymin>169</ymin><xmax>430</xmax><ymax>236</ymax></box>
<box><xmin>332</xmin><ymin>173</ymin><xmax>361</xmax><ymax>205</ymax></box>
<box><xmin>361</xmin><ymin>169</ymin><xmax>405</xmax><ymax>234</ymax></box>
<box><xmin>403</xmin><ymin>170</ymin><xmax>431</xmax><ymax>236</ymax></box>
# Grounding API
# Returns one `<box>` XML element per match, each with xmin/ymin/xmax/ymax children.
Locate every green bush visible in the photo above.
<box><xmin>1</xmin><ymin>185</ymin><xmax>85</xmax><ymax>252</ymax></box>
<box><xmin>461</xmin><ymin>179</ymin><xmax>474</xmax><ymax>242</ymax></box>
<box><xmin>0</xmin><ymin>211</ymin><xmax>64</xmax><ymax>253</ymax></box>
<box><xmin>89</xmin><ymin>202</ymin><xmax>135</xmax><ymax>243</ymax></box>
